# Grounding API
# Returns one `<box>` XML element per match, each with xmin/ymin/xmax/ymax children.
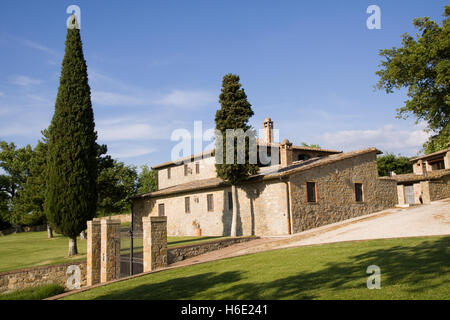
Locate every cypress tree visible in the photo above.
<box><xmin>215</xmin><ymin>74</ymin><xmax>259</xmax><ymax>236</ymax></box>
<box><xmin>45</xmin><ymin>20</ymin><xmax>97</xmax><ymax>256</ymax></box>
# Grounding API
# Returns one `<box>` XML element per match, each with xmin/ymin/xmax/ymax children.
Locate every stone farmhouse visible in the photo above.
<box><xmin>132</xmin><ymin>118</ymin><xmax>398</xmax><ymax>236</ymax></box>
<box><xmin>393</xmin><ymin>144</ymin><xmax>450</xmax><ymax>205</ymax></box>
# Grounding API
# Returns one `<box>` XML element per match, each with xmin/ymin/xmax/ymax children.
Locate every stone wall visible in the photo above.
<box><xmin>428</xmin><ymin>175</ymin><xmax>450</xmax><ymax>201</ymax></box>
<box><xmin>133</xmin><ymin>179</ymin><xmax>289</xmax><ymax>237</ymax></box>
<box><xmin>168</xmin><ymin>236</ymin><xmax>257</xmax><ymax>264</ymax></box>
<box><xmin>99</xmin><ymin>214</ymin><xmax>131</xmax><ymax>223</ymax></box>
<box><xmin>0</xmin><ymin>261</ymin><xmax>86</xmax><ymax>294</ymax></box>
<box><xmin>158</xmin><ymin>157</ymin><xmax>217</xmax><ymax>190</ymax></box>
<box><xmin>289</xmin><ymin>151</ymin><xmax>397</xmax><ymax>233</ymax></box>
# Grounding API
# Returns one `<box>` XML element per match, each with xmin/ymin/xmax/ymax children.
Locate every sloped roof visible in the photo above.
<box><xmin>151</xmin><ymin>142</ymin><xmax>342</xmax><ymax>170</ymax></box>
<box><xmin>410</xmin><ymin>147</ymin><xmax>450</xmax><ymax>162</ymax></box>
<box><xmin>133</xmin><ymin>147</ymin><xmax>382</xmax><ymax>199</ymax></box>
<box><xmin>392</xmin><ymin>169</ymin><xmax>450</xmax><ymax>184</ymax></box>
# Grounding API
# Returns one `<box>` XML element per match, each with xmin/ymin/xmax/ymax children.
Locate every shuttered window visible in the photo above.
<box><xmin>158</xmin><ymin>203</ymin><xmax>165</xmax><ymax>216</ymax></box>
<box><xmin>185</xmin><ymin>197</ymin><xmax>190</xmax><ymax>213</ymax></box>
<box><xmin>228</xmin><ymin>192</ymin><xmax>233</xmax><ymax>210</ymax></box>
<box><xmin>207</xmin><ymin>194</ymin><xmax>214</xmax><ymax>212</ymax></box>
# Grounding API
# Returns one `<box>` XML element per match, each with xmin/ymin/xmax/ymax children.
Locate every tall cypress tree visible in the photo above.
<box><xmin>45</xmin><ymin>20</ymin><xmax>97</xmax><ymax>256</ymax></box>
<box><xmin>215</xmin><ymin>74</ymin><xmax>259</xmax><ymax>236</ymax></box>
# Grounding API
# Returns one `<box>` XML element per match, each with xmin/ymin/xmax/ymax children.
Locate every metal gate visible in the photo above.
<box><xmin>119</xmin><ymin>224</ymin><xmax>143</xmax><ymax>278</ymax></box>
<box><xmin>404</xmin><ymin>185</ymin><xmax>415</xmax><ymax>205</ymax></box>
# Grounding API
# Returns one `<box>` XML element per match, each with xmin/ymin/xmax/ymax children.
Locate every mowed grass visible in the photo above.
<box><xmin>0</xmin><ymin>229</ymin><xmax>227</xmax><ymax>273</ymax></box>
<box><xmin>64</xmin><ymin>236</ymin><xmax>450</xmax><ymax>300</ymax></box>
<box><xmin>0</xmin><ymin>284</ymin><xmax>64</xmax><ymax>300</ymax></box>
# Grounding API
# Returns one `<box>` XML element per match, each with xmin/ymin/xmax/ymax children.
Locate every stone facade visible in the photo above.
<box><xmin>0</xmin><ymin>261</ymin><xmax>86</xmax><ymax>294</ymax></box>
<box><xmin>289</xmin><ymin>151</ymin><xmax>397</xmax><ymax>233</ymax></box>
<box><xmin>133</xmin><ymin>179</ymin><xmax>289</xmax><ymax>237</ymax></box>
<box><xmin>100</xmin><ymin>219</ymin><xmax>121</xmax><ymax>283</ymax></box>
<box><xmin>86</xmin><ymin>220</ymin><xmax>101</xmax><ymax>286</ymax></box>
<box><xmin>142</xmin><ymin>216</ymin><xmax>168</xmax><ymax>272</ymax></box>
<box><xmin>428</xmin><ymin>175</ymin><xmax>450</xmax><ymax>201</ymax></box>
<box><xmin>157</xmin><ymin>156</ymin><xmax>217</xmax><ymax>190</ymax></box>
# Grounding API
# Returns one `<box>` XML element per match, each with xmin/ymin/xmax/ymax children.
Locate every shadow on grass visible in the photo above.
<box><xmin>91</xmin><ymin>236</ymin><xmax>450</xmax><ymax>300</ymax></box>
<box><xmin>168</xmin><ymin>237</ymin><xmax>226</xmax><ymax>247</ymax></box>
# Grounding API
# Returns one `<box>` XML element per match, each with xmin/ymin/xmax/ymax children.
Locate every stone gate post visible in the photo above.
<box><xmin>142</xmin><ymin>216</ymin><xmax>168</xmax><ymax>272</ymax></box>
<box><xmin>86</xmin><ymin>219</ymin><xmax>101</xmax><ymax>286</ymax></box>
<box><xmin>100</xmin><ymin>219</ymin><xmax>121</xmax><ymax>283</ymax></box>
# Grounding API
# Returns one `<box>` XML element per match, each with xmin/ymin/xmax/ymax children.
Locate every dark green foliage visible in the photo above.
<box><xmin>0</xmin><ymin>141</ymin><xmax>33</xmax><ymax>227</ymax></box>
<box><xmin>137</xmin><ymin>165</ymin><xmax>157</xmax><ymax>194</ymax></box>
<box><xmin>377</xmin><ymin>153</ymin><xmax>413</xmax><ymax>177</ymax></box>
<box><xmin>422</xmin><ymin>126</ymin><xmax>450</xmax><ymax>154</ymax></box>
<box><xmin>215</xmin><ymin>74</ymin><xmax>259</xmax><ymax>185</ymax></box>
<box><xmin>301</xmin><ymin>142</ymin><xmax>321</xmax><ymax>149</ymax></box>
<box><xmin>97</xmin><ymin>145</ymin><xmax>137</xmax><ymax>216</ymax></box>
<box><xmin>376</xmin><ymin>6</ymin><xmax>450</xmax><ymax>147</ymax></box>
<box><xmin>13</xmin><ymin>140</ymin><xmax>48</xmax><ymax>226</ymax></box>
<box><xmin>0</xmin><ymin>284</ymin><xmax>64</xmax><ymax>300</ymax></box>
<box><xmin>45</xmin><ymin>28</ymin><xmax>98</xmax><ymax>239</ymax></box>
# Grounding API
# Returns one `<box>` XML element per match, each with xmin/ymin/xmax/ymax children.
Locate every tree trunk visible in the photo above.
<box><xmin>230</xmin><ymin>185</ymin><xmax>238</xmax><ymax>237</ymax></box>
<box><xmin>47</xmin><ymin>225</ymin><xmax>53</xmax><ymax>238</ymax></box>
<box><xmin>80</xmin><ymin>230</ymin><xmax>86</xmax><ymax>240</ymax></box>
<box><xmin>68</xmin><ymin>237</ymin><xmax>78</xmax><ymax>256</ymax></box>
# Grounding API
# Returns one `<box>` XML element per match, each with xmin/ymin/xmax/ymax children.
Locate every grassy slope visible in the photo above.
<box><xmin>0</xmin><ymin>231</ymin><xmax>227</xmax><ymax>273</ymax></box>
<box><xmin>64</xmin><ymin>236</ymin><xmax>450</xmax><ymax>300</ymax></box>
<box><xmin>0</xmin><ymin>284</ymin><xmax>64</xmax><ymax>300</ymax></box>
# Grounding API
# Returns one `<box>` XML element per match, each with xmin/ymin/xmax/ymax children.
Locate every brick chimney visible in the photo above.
<box><xmin>263</xmin><ymin>118</ymin><xmax>274</xmax><ymax>144</ymax></box>
<box><xmin>280</xmin><ymin>139</ymin><xmax>293</xmax><ymax>167</ymax></box>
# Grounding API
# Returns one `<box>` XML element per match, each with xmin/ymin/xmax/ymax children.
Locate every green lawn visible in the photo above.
<box><xmin>0</xmin><ymin>230</ymin><xmax>227</xmax><ymax>273</ymax></box>
<box><xmin>63</xmin><ymin>236</ymin><xmax>450</xmax><ymax>300</ymax></box>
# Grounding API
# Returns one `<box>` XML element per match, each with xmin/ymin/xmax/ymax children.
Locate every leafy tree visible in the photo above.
<box><xmin>45</xmin><ymin>24</ymin><xmax>98</xmax><ymax>256</ymax></box>
<box><xmin>97</xmin><ymin>154</ymin><xmax>138</xmax><ymax>216</ymax></box>
<box><xmin>0</xmin><ymin>141</ymin><xmax>33</xmax><ymax>228</ymax></box>
<box><xmin>137</xmin><ymin>165</ymin><xmax>157</xmax><ymax>194</ymax></box>
<box><xmin>377</xmin><ymin>153</ymin><xmax>413</xmax><ymax>177</ymax></box>
<box><xmin>0</xmin><ymin>141</ymin><xmax>33</xmax><ymax>201</ymax></box>
<box><xmin>422</xmin><ymin>127</ymin><xmax>450</xmax><ymax>154</ymax></box>
<box><xmin>301</xmin><ymin>142</ymin><xmax>321</xmax><ymax>149</ymax></box>
<box><xmin>376</xmin><ymin>6</ymin><xmax>450</xmax><ymax>151</ymax></box>
<box><xmin>215</xmin><ymin>74</ymin><xmax>259</xmax><ymax>236</ymax></box>
<box><xmin>13</xmin><ymin>140</ymin><xmax>48</xmax><ymax>227</ymax></box>
<box><xmin>0</xmin><ymin>175</ymin><xmax>10</xmax><ymax>230</ymax></box>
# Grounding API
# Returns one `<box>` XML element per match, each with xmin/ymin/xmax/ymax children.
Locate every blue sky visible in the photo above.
<box><xmin>0</xmin><ymin>0</ymin><xmax>447</xmax><ymax>168</ymax></box>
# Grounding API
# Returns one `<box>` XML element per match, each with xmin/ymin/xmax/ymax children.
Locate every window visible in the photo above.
<box><xmin>306</xmin><ymin>182</ymin><xmax>317</xmax><ymax>203</ymax></box>
<box><xmin>167</xmin><ymin>167</ymin><xmax>171</xmax><ymax>179</ymax></box>
<box><xmin>158</xmin><ymin>203</ymin><xmax>165</xmax><ymax>216</ymax></box>
<box><xmin>207</xmin><ymin>194</ymin><xmax>214</xmax><ymax>212</ymax></box>
<box><xmin>196</xmin><ymin>162</ymin><xmax>200</xmax><ymax>174</ymax></box>
<box><xmin>228</xmin><ymin>191</ymin><xmax>233</xmax><ymax>210</ymax></box>
<box><xmin>185</xmin><ymin>197</ymin><xmax>190</xmax><ymax>213</ymax></box>
<box><xmin>355</xmin><ymin>183</ymin><xmax>363</xmax><ymax>202</ymax></box>
<box><xmin>184</xmin><ymin>164</ymin><xmax>188</xmax><ymax>176</ymax></box>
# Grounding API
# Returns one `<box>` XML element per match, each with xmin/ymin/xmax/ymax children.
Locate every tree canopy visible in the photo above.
<box><xmin>377</xmin><ymin>153</ymin><xmax>413</xmax><ymax>177</ymax></box>
<box><xmin>376</xmin><ymin>6</ymin><xmax>450</xmax><ymax>154</ymax></box>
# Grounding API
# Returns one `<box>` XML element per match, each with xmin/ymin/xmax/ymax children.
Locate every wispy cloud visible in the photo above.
<box><xmin>108</xmin><ymin>145</ymin><xmax>157</xmax><ymax>159</ymax></box>
<box><xmin>318</xmin><ymin>124</ymin><xmax>429</xmax><ymax>156</ymax></box>
<box><xmin>92</xmin><ymin>91</ymin><xmax>147</xmax><ymax>106</ymax></box>
<box><xmin>9</xmin><ymin>75</ymin><xmax>42</xmax><ymax>87</ymax></box>
<box><xmin>156</xmin><ymin>90</ymin><xmax>216</xmax><ymax>108</ymax></box>
<box><xmin>20</xmin><ymin>39</ymin><xmax>58</xmax><ymax>56</ymax></box>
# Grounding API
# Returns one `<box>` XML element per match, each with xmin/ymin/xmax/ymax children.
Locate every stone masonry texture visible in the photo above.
<box><xmin>100</xmin><ymin>219</ymin><xmax>121</xmax><ymax>283</ymax></box>
<box><xmin>143</xmin><ymin>216</ymin><xmax>168</xmax><ymax>272</ymax></box>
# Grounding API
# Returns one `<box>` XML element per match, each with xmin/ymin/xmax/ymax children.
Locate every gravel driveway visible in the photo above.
<box><xmin>281</xmin><ymin>198</ymin><xmax>450</xmax><ymax>249</ymax></box>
